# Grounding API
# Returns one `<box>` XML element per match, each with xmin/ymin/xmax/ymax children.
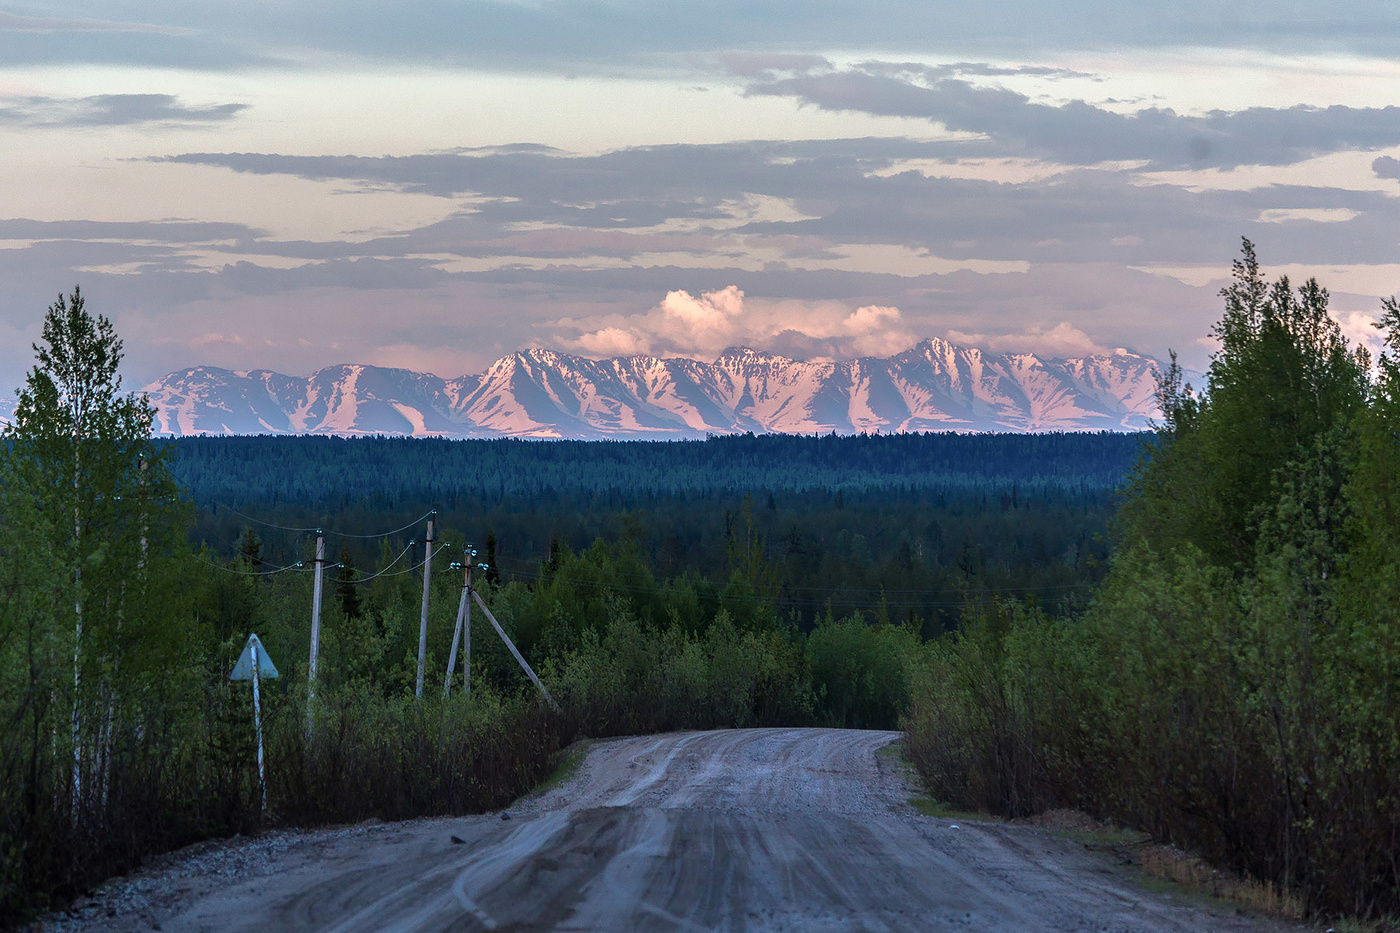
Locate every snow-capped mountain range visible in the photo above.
<box><xmin>136</xmin><ymin>339</ymin><xmax>1166</xmax><ymax>438</ymax></box>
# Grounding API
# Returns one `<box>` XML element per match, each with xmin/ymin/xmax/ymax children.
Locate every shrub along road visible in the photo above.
<box><xmin>59</xmin><ymin>729</ymin><xmax>1300</xmax><ymax>932</ymax></box>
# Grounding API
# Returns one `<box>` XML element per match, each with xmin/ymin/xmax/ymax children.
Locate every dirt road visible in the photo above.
<box><xmin>58</xmin><ymin>728</ymin><xmax>1298</xmax><ymax>932</ymax></box>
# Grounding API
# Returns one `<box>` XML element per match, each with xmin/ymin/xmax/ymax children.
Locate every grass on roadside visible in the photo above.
<box><xmin>1136</xmin><ymin>846</ymin><xmax>1304</xmax><ymax>922</ymax></box>
<box><xmin>906</xmin><ymin>796</ymin><xmax>1000</xmax><ymax>822</ymax></box>
<box><xmin>1041</xmin><ymin>812</ymin><xmax>1305</xmax><ymax>924</ymax></box>
<box><xmin>880</xmin><ymin>739</ymin><xmax>1001</xmax><ymax>823</ymax></box>
<box><xmin>1329</xmin><ymin>919</ymin><xmax>1400</xmax><ymax>933</ymax></box>
<box><xmin>529</xmin><ymin>738</ymin><xmax>595</xmax><ymax>798</ymax></box>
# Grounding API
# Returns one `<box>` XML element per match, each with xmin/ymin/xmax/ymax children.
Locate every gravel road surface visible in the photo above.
<box><xmin>49</xmin><ymin>727</ymin><xmax>1300</xmax><ymax>932</ymax></box>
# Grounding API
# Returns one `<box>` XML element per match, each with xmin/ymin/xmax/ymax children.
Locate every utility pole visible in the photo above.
<box><xmin>307</xmin><ymin>530</ymin><xmax>325</xmax><ymax>735</ymax></box>
<box><xmin>464</xmin><ymin>563</ymin><xmax>472</xmax><ymax>699</ymax></box>
<box><xmin>415</xmin><ymin>512</ymin><xmax>436</xmax><ymax>698</ymax></box>
<box><xmin>444</xmin><ymin>547</ymin><xmax>477</xmax><ymax>699</ymax></box>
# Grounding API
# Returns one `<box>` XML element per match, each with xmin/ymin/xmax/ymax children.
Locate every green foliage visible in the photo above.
<box><xmin>550</xmin><ymin>605</ymin><xmax>814</xmax><ymax>734</ymax></box>
<box><xmin>902</xmin><ymin>598</ymin><xmax>1067</xmax><ymax>819</ymax></box>
<box><xmin>806</xmin><ymin>613</ymin><xmax>919</xmax><ymax>729</ymax></box>
<box><xmin>0</xmin><ymin>288</ymin><xmax>200</xmax><ymax>919</ymax></box>
<box><xmin>1123</xmin><ymin>240</ymin><xmax>1369</xmax><ymax>570</ymax></box>
<box><xmin>904</xmin><ymin>241</ymin><xmax>1400</xmax><ymax>921</ymax></box>
<box><xmin>269</xmin><ymin>687</ymin><xmax>561</xmax><ymax>825</ymax></box>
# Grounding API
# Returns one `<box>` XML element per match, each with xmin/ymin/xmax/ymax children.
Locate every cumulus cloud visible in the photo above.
<box><xmin>945</xmin><ymin>322</ymin><xmax>1112</xmax><ymax>358</ymax></box>
<box><xmin>1375</xmin><ymin>155</ymin><xmax>1400</xmax><ymax>180</ymax></box>
<box><xmin>559</xmin><ymin>286</ymin><xmax>917</xmax><ymax>360</ymax></box>
<box><xmin>558</xmin><ymin>288</ymin><xmax>1133</xmax><ymax>364</ymax></box>
<box><xmin>1335</xmin><ymin>309</ymin><xmax>1387</xmax><ymax>359</ymax></box>
<box><xmin>568</xmin><ymin>285</ymin><xmax>748</xmax><ymax>358</ymax></box>
<box><xmin>0</xmin><ymin>93</ymin><xmax>246</xmax><ymax>128</ymax></box>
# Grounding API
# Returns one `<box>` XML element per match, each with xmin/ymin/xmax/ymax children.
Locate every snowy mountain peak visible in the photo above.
<box><xmin>141</xmin><ymin>341</ymin><xmax>1171</xmax><ymax>439</ymax></box>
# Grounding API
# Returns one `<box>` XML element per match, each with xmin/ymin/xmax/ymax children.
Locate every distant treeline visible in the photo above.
<box><xmin>172</xmin><ymin>431</ymin><xmax>1145</xmax><ymax>633</ymax></box>
<box><xmin>164</xmin><ymin>431</ymin><xmax>1143</xmax><ymax>503</ymax></box>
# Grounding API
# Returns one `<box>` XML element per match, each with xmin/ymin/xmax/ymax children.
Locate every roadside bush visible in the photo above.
<box><xmin>271</xmin><ymin>687</ymin><xmax>564</xmax><ymax>825</ymax></box>
<box><xmin>901</xmin><ymin>599</ymin><xmax>1050</xmax><ymax>818</ymax></box>
<box><xmin>903</xmin><ymin>537</ymin><xmax>1400</xmax><ymax>918</ymax></box>
<box><xmin>807</xmin><ymin>614</ymin><xmax>919</xmax><ymax>729</ymax></box>
<box><xmin>550</xmin><ymin>603</ymin><xmax>813</xmax><ymax>735</ymax></box>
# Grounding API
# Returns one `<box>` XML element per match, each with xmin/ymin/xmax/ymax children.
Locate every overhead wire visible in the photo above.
<box><xmin>215</xmin><ymin>503</ymin><xmax>436</xmax><ymax>540</ymax></box>
<box><xmin>337</xmin><ymin>540</ymin><xmax>418</xmax><ymax>584</ymax></box>
<box><xmin>212</xmin><ymin>505</ymin><xmax>321</xmax><ymax>534</ymax></box>
<box><xmin>192</xmin><ymin>530</ymin><xmax>447</xmax><ymax>583</ymax></box>
<box><xmin>342</xmin><ymin>550</ymin><xmax>436</xmax><ymax>583</ymax></box>
<box><xmin>329</xmin><ymin>509</ymin><xmax>438</xmax><ymax>540</ymax></box>
<box><xmin>185</xmin><ymin>551</ymin><xmax>311</xmax><ymax>576</ymax></box>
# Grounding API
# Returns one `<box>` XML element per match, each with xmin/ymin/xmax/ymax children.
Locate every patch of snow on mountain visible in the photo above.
<box><xmin>141</xmin><ymin>340</ymin><xmax>1171</xmax><ymax>439</ymax></box>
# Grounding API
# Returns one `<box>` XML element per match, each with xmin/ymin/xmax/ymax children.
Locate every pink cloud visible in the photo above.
<box><xmin>574</xmin><ymin>326</ymin><xmax>652</xmax><ymax>358</ymax></box>
<box><xmin>945</xmin><ymin>321</ymin><xmax>1113</xmax><ymax>358</ymax></box>
<box><xmin>556</xmin><ymin>287</ymin><xmax>920</xmax><ymax>361</ymax></box>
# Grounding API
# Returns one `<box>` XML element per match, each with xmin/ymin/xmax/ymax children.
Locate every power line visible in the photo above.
<box><xmin>185</xmin><ymin>551</ymin><xmax>311</xmax><ymax>576</ymax></box>
<box><xmin>331</xmin><ymin>510</ymin><xmax>438</xmax><ymax>540</ymax></box>
<box><xmin>216</xmin><ymin>504</ymin><xmax>436</xmax><ymax>540</ymax></box>
<box><xmin>214</xmin><ymin>505</ymin><xmax>320</xmax><ymax>534</ymax></box>
<box><xmin>338</xmin><ymin>541</ymin><xmax>419</xmax><ymax>584</ymax></box>
<box><xmin>191</xmin><ymin>536</ymin><xmax>453</xmax><ymax>585</ymax></box>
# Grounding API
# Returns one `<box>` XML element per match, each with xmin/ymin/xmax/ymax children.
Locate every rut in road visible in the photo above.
<box><xmin>138</xmin><ymin>728</ymin><xmax>1299</xmax><ymax>933</ymax></box>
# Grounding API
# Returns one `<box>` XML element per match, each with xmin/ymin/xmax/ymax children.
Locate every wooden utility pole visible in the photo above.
<box><xmin>415</xmin><ymin>513</ymin><xmax>436</xmax><ymax>698</ymax></box>
<box><xmin>444</xmin><ymin>559</ymin><xmax>471</xmax><ymax>699</ymax></box>
<box><xmin>307</xmin><ymin>530</ymin><xmax>325</xmax><ymax>734</ymax></box>
<box><xmin>463</xmin><ymin>546</ymin><xmax>477</xmax><ymax>698</ymax></box>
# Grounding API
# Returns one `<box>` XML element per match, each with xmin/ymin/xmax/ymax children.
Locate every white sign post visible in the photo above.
<box><xmin>231</xmin><ymin>634</ymin><xmax>279</xmax><ymax>813</ymax></box>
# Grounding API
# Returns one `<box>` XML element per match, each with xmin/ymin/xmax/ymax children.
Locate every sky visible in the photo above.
<box><xmin>3</xmin><ymin>1</ymin><xmax>1400</xmax><ymax>391</ymax></box>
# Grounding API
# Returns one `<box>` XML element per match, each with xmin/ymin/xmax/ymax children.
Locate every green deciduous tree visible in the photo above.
<box><xmin>1</xmin><ymin>287</ymin><xmax>193</xmax><ymax>893</ymax></box>
<box><xmin>1124</xmin><ymin>239</ymin><xmax>1369</xmax><ymax>570</ymax></box>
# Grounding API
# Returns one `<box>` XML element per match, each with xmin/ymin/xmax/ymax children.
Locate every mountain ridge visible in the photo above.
<box><xmin>142</xmin><ymin>339</ymin><xmax>1167</xmax><ymax>438</ymax></box>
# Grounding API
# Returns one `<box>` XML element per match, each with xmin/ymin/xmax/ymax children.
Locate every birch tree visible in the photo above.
<box><xmin>1</xmin><ymin>287</ymin><xmax>184</xmax><ymax>829</ymax></box>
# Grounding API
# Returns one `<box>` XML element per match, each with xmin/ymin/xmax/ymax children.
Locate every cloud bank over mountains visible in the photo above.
<box><xmin>560</xmin><ymin>286</ymin><xmax>919</xmax><ymax>361</ymax></box>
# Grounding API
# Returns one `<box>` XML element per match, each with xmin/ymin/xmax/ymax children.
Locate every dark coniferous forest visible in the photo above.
<box><xmin>175</xmin><ymin>431</ymin><xmax>1142</xmax><ymax>633</ymax></box>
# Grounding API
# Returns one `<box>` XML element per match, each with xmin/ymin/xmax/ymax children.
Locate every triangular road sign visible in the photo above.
<box><xmin>231</xmin><ymin>633</ymin><xmax>279</xmax><ymax>681</ymax></box>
